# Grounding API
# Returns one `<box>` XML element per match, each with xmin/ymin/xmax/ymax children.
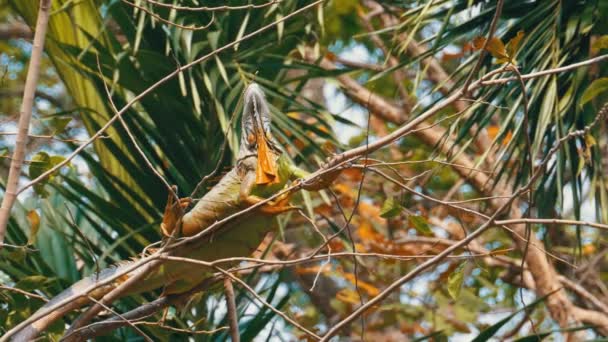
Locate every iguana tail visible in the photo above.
<box><xmin>12</xmin><ymin>264</ymin><xmax>126</xmax><ymax>342</ymax></box>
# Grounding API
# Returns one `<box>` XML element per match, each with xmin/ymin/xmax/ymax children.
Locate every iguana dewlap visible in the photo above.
<box><xmin>11</xmin><ymin>83</ymin><xmax>334</xmax><ymax>341</ymax></box>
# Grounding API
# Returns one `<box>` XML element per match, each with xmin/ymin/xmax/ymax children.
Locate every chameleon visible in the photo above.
<box><xmin>11</xmin><ymin>83</ymin><xmax>338</xmax><ymax>341</ymax></box>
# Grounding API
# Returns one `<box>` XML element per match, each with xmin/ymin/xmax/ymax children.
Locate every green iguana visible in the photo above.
<box><xmin>12</xmin><ymin>83</ymin><xmax>336</xmax><ymax>341</ymax></box>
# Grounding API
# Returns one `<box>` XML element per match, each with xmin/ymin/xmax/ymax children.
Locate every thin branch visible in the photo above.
<box><xmin>82</xmin><ymin>296</ymin><xmax>153</xmax><ymax>342</ymax></box>
<box><xmin>139</xmin><ymin>0</ymin><xmax>281</xmax><ymax>12</ymax></box>
<box><xmin>68</xmin><ymin>277</ymin><xmax>219</xmax><ymax>340</ymax></box>
<box><xmin>0</xmin><ymin>22</ymin><xmax>32</xmax><ymax>40</ymax></box>
<box><xmin>0</xmin><ymin>88</ymin><xmax>64</xmax><ymax>108</ymax></box>
<box><xmin>62</xmin><ymin>260</ymin><xmax>163</xmax><ymax>340</ymax></box>
<box><xmin>0</xmin><ymin>285</ymin><xmax>47</xmax><ymax>302</ymax></box>
<box><xmin>224</xmin><ymin>277</ymin><xmax>240</xmax><ymax>342</ymax></box>
<box><xmin>495</xmin><ymin>218</ymin><xmax>608</xmax><ymax>232</ymax></box>
<box><xmin>481</xmin><ymin>54</ymin><xmax>608</xmax><ymax>86</ymax></box>
<box><xmin>0</xmin><ymin>132</ymin><xmax>110</xmax><ymax>143</ymax></box>
<box><xmin>0</xmin><ymin>0</ymin><xmax>52</xmax><ymax>246</ymax></box>
<box><xmin>120</xmin><ymin>0</ymin><xmax>215</xmax><ymax>31</ymax></box>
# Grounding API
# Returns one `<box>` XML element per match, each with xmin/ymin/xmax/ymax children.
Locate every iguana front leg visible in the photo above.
<box><xmin>289</xmin><ymin>163</ymin><xmax>341</xmax><ymax>191</ymax></box>
<box><xmin>239</xmin><ymin>172</ymin><xmax>297</xmax><ymax>214</ymax></box>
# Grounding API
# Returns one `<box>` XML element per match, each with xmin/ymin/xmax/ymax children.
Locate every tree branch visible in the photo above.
<box><xmin>0</xmin><ymin>0</ymin><xmax>52</xmax><ymax>246</ymax></box>
<box><xmin>0</xmin><ymin>22</ymin><xmax>32</xmax><ymax>40</ymax></box>
<box><xmin>224</xmin><ymin>277</ymin><xmax>240</xmax><ymax>342</ymax></box>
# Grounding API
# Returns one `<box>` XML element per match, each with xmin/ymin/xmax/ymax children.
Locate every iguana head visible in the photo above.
<box><xmin>239</xmin><ymin>83</ymin><xmax>281</xmax><ymax>184</ymax></box>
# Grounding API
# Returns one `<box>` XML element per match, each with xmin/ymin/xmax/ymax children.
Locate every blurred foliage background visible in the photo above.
<box><xmin>1</xmin><ymin>0</ymin><xmax>607</xmax><ymax>340</ymax></box>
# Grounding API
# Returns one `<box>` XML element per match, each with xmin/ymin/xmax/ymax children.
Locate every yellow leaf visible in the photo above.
<box><xmin>336</xmin><ymin>289</ymin><xmax>360</xmax><ymax>304</ymax></box>
<box><xmin>506</xmin><ymin>30</ymin><xmax>525</xmax><ymax>63</ymax></box>
<box><xmin>472</xmin><ymin>36</ymin><xmax>486</xmax><ymax>50</ymax></box>
<box><xmin>342</xmin><ymin>272</ymin><xmax>380</xmax><ymax>297</ymax></box>
<box><xmin>485</xmin><ymin>37</ymin><xmax>509</xmax><ymax>62</ymax></box>
<box><xmin>487</xmin><ymin>125</ymin><xmax>500</xmax><ymax>140</ymax></box>
<box><xmin>582</xmin><ymin>244</ymin><xmax>596</xmax><ymax>255</ymax></box>
<box><xmin>585</xmin><ymin>134</ymin><xmax>597</xmax><ymax>148</ymax></box>
<box><xmin>27</xmin><ymin>210</ymin><xmax>40</xmax><ymax>245</ymax></box>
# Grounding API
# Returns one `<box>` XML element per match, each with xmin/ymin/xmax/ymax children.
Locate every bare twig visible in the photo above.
<box><xmin>139</xmin><ymin>0</ymin><xmax>281</xmax><ymax>12</ymax></box>
<box><xmin>224</xmin><ymin>277</ymin><xmax>240</xmax><ymax>342</ymax></box>
<box><xmin>481</xmin><ymin>54</ymin><xmax>608</xmax><ymax>86</ymax></box>
<box><xmin>120</xmin><ymin>0</ymin><xmax>215</xmax><ymax>31</ymax></box>
<box><xmin>62</xmin><ymin>260</ymin><xmax>164</xmax><ymax>340</ymax></box>
<box><xmin>0</xmin><ymin>88</ymin><xmax>63</xmax><ymax>108</ymax></box>
<box><xmin>0</xmin><ymin>22</ymin><xmax>32</xmax><ymax>40</ymax></box>
<box><xmin>80</xmin><ymin>296</ymin><xmax>154</xmax><ymax>342</ymax></box>
<box><xmin>0</xmin><ymin>285</ymin><xmax>47</xmax><ymax>302</ymax></box>
<box><xmin>68</xmin><ymin>277</ymin><xmax>219</xmax><ymax>340</ymax></box>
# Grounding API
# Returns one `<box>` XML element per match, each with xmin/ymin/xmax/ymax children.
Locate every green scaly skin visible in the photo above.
<box><xmin>11</xmin><ymin>84</ymin><xmax>317</xmax><ymax>341</ymax></box>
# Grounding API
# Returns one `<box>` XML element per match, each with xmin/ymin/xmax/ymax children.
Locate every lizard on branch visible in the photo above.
<box><xmin>11</xmin><ymin>83</ymin><xmax>338</xmax><ymax>341</ymax></box>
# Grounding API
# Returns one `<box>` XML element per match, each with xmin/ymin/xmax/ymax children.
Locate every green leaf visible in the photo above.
<box><xmin>580</xmin><ymin>78</ymin><xmax>608</xmax><ymax>106</ymax></box>
<box><xmin>447</xmin><ymin>262</ymin><xmax>465</xmax><ymax>300</ymax></box>
<box><xmin>29</xmin><ymin>152</ymin><xmax>51</xmax><ymax>180</ymax></box>
<box><xmin>29</xmin><ymin>152</ymin><xmax>52</xmax><ymax>197</ymax></box>
<box><xmin>234</xmin><ymin>11</ymin><xmax>250</xmax><ymax>51</ymax></box>
<box><xmin>28</xmin><ymin>152</ymin><xmax>67</xmax><ymax>197</ymax></box>
<box><xmin>41</xmin><ymin>117</ymin><xmax>71</xmax><ymax>134</ymax></box>
<box><xmin>215</xmin><ymin>55</ymin><xmax>230</xmax><ymax>87</ymax></box>
<box><xmin>379</xmin><ymin>197</ymin><xmax>402</xmax><ymax>218</ymax></box>
<box><xmin>408</xmin><ymin>215</ymin><xmax>433</xmax><ymax>236</ymax></box>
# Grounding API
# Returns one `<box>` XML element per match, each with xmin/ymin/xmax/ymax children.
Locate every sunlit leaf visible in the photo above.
<box><xmin>580</xmin><ymin>77</ymin><xmax>608</xmax><ymax>106</ymax></box>
<box><xmin>41</xmin><ymin>117</ymin><xmax>71</xmax><ymax>134</ymax></box>
<box><xmin>28</xmin><ymin>152</ymin><xmax>67</xmax><ymax>197</ymax></box>
<box><xmin>342</xmin><ymin>272</ymin><xmax>380</xmax><ymax>297</ymax></box>
<box><xmin>408</xmin><ymin>215</ymin><xmax>433</xmax><ymax>236</ymax></box>
<box><xmin>447</xmin><ymin>262</ymin><xmax>465</xmax><ymax>299</ymax></box>
<box><xmin>506</xmin><ymin>30</ymin><xmax>525</xmax><ymax>64</ymax></box>
<box><xmin>379</xmin><ymin>197</ymin><xmax>402</xmax><ymax>218</ymax></box>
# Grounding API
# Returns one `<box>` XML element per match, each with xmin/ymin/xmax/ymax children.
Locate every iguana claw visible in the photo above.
<box><xmin>161</xmin><ymin>186</ymin><xmax>192</xmax><ymax>237</ymax></box>
<box><xmin>260</xmin><ymin>193</ymin><xmax>299</xmax><ymax>214</ymax></box>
